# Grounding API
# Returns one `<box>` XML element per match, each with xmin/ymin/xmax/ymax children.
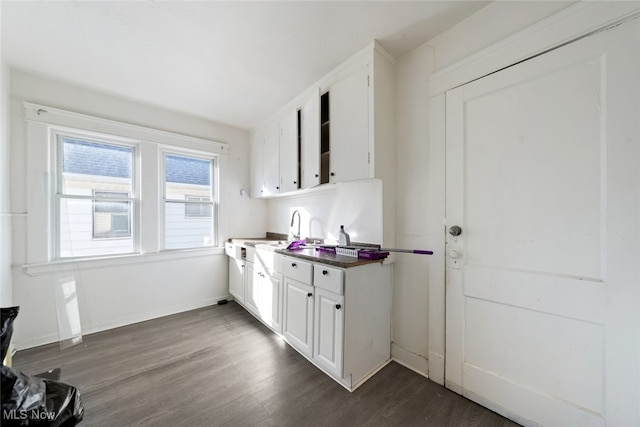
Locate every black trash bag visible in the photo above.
<box><xmin>1</xmin><ymin>307</ymin><xmax>84</xmax><ymax>426</ymax></box>
<box><xmin>1</xmin><ymin>306</ymin><xmax>19</xmax><ymax>362</ymax></box>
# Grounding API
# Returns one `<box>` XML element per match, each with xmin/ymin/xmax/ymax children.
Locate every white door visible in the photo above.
<box><xmin>445</xmin><ymin>19</ymin><xmax>639</xmax><ymax>427</ymax></box>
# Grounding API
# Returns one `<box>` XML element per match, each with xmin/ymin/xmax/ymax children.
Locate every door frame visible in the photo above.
<box><xmin>425</xmin><ymin>0</ymin><xmax>640</xmax><ymax>387</ymax></box>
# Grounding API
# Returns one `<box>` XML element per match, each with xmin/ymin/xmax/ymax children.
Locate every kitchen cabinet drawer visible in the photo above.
<box><xmin>314</xmin><ymin>265</ymin><xmax>344</xmax><ymax>295</ymax></box>
<box><xmin>283</xmin><ymin>257</ymin><xmax>313</xmax><ymax>284</ymax></box>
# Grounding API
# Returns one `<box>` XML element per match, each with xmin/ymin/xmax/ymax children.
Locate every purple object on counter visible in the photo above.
<box><xmin>314</xmin><ymin>246</ymin><xmax>390</xmax><ymax>260</ymax></box>
<box><xmin>357</xmin><ymin>250</ymin><xmax>390</xmax><ymax>260</ymax></box>
<box><xmin>286</xmin><ymin>240</ymin><xmax>306</xmax><ymax>250</ymax></box>
<box><xmin>315</xmin><ymin>246</ymin><xmax>337</xmax><ymax>254</ymax></box>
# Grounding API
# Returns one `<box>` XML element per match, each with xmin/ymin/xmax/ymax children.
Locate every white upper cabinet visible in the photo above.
<box><xmin>250</xmin><ymin>41</ymin><xmax>395</xmax><ymax>198</ymax></box>
<box><xmin>249</xmin><ymin>128</ymin><xmax>264</xmax><ymax>198</ymax></box>
<box><xmin>301</xmin><ymin>88</ymin><xmax>321</xmax><ymax>189</ymax></box>
<box><xmin>329</xmin><ymin>64</ymin><xmax>370</xmax><ymax>184</ymax></box>
<box><xmin>262</xmin><ymin>121</ymin><xmax>280</xmax><ymax>196</ymax></box>
<box><xmin>279</xmin><ymin>109</ymin><xmax>299</xmax><ymax>193</ymax></box>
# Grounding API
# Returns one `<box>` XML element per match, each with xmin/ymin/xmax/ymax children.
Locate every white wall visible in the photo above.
<box><xmin>266</xmin><ymin>179</ymin><xmax>382</xmax><ymax>244</ymax></box>
<box><xmin>0</xmin><ymin>59</ymin><xmax>12</xmax><ymax>308</ymax></box>
<box><xmin>9</xmin><ymin>70</ymin><xmax>267</xmax><ymax>349</ymax></box>
<box><xmin>426</xmin><ymin>1</ymin><xmax>576</xmax><ymax>72</ymax></box>
<box><xmin>392</xmin><ymin>41</ymin><xmax>435</xmax><ymax>374</ymax></box>
<box><xmin>392</xmin><ymin>1</ymin><xmax>576</xmax><ymax>377</ymax></box>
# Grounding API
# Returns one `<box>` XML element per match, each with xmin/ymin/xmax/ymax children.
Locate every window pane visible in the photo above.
<box><xmin>62</xmin><ymin>138</ymin><xmax>133</xmax><ymax>196</ymax></box>
<box><xmin>60</xmin><ymin>198</ymin><xmax>134</xmax><ymax>258</ymax></box>
<box><xmin>93</xmin><ymin>191</ymin><xmax>131</xmax><ymax>238</ymax></box>
<box><xmin>164</xmin><ymin>202</ymin><xmax>213</xmax><ymax>250</ymax></box>
<box><xmin>165</xmin><ymin>154</ymin><xmax>211</xmax><ymax>201</ymax></box>
<box><xmin>164</xmin><ymin>153</ymin><xmax>214</xmax><ymax>250</ymax></box>
<box><xmin>185</xmin><ymin>195</ymin><xmax>212</xmax><ymax>218</ymax></box>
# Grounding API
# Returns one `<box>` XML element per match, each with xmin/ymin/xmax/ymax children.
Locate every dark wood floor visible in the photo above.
<box><xmin>13</xmin><ymin>302</ymin><xmax>520</xmax><ymax>427</ymax></box>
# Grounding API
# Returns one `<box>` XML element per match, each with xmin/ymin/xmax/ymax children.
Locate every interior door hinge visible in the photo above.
<box><xmin>368</xmin><ymin>152</ymin><xmax>371</xmax><ymax>164</ymax></box>
<box><xmin>367</xmin><ymin>75</ymin><xmax>370</xmax><ymax>87</ymax></box>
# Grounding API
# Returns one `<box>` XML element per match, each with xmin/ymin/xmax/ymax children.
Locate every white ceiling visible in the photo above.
<box><xmin>1</xmin><ymin>1</ymin><xmax>489</xmax><ymax>130</ymax></box>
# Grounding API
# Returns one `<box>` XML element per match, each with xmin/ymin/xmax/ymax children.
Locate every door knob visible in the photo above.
<box><xmin>449</xmin><ymin>225</ymin><xmax>462</xmax><ymax>236</ymax></box>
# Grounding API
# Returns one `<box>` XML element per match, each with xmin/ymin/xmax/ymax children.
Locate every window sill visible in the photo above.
<box><xmin>22</xmin><ymin>247</ymin><xmax>225</xmax><ymax>277</ymax></box>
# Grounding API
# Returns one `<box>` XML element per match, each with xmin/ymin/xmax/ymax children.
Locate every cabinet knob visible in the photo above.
<box><xmin>276</xmin><ymin>186</ymin><xmax>280</xmax><ymax>190</ymax></box>
<box><xmin>291</xmin><ymin>263</ymin><xmax>297</xmax><ymax>267</ymax></box>
<box><xmin>293</xmin><ymin>181</ymin><xmax>297</xmax><ymax>184</ymax></box>
<box><xmin>330</xmin><ymin>172</ymin><xmax>335</xmax><ymax>176</ymax></box>
<box><xmin>307</xmin><ymin>292</ymin><xmax>313</xmax><ymax>298</ymax></box>
<box><xmin>315</xmin><ymin>174</ymin><xmax>319</xmax><ymax>178</ymax></box>
<box><xmin>335</xmin><ymin>304</ymin><xmax>342</xmax><ymax>310</ymax></box>
<box><xmin>322</xmin><ymin>270</ymin><xmax>328</xmax><ymax>275</ymax></box>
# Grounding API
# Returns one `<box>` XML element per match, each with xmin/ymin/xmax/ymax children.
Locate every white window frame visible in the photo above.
<box><xmin>53</xmin><ymin>129</ymin><xmax>141</xmax><ymax>260</ymax></box>
<box><xmin>23</xmin><ymin>102</ymin><xmax>228</xmax><ymax>274</ymax></box>
<box><xmin>160</xmin><ymin>148</ymin><xmax>219</xmax><ymax>251</ymax></box>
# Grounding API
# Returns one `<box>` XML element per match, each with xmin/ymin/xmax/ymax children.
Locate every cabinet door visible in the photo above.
<box><xmin>301</xmin><ymin>88</ymin><xmax>321</xmax><ymax>189</ymax></box>
<box><xmin>249</xmin><ymin>130</ymin><xmax>264</xmax><ymax>198</ymax></box>
<box><xmin>259</xmin><ymin>272</ymin><xmax>282</xmax><ymax>334</ymax></box>
<box><xmin>314</xmin><ymin>287</ymin><xmax>344</xmax><ymax>377</ymax></box>
<box><xmin>283</xmin><ymin>277</ymin><xmax>314</xmax><ymax>357</ymax></box>
<box><xmin>263</xmin><ymin>121</ymin><xmax>280</xmax><ymax>196</ymax></box>
<box><xmin>244</xmin><ymin>262</ymin><xmax>259</xmax><ymax>315</ymax></box>
<box><xmin>279</xmin><ymin>109</ymin><xmax>299</xmax><ymax>193</ymax></box>
<box><xmin>229</xmin><ymin>257</ymin><xmax>244</xmax><ymax>303</ymax></box>
<box><xmin>330</xmin><ymin>64</ymin><xmax>370</xmax><ymax>183</ymax></box>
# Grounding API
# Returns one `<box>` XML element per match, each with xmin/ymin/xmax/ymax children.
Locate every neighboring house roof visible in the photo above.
<box><xmin>165</xmin><ymin>154</ymin><xmax>210</xmax><ymax>186</ymax></box>
<box><xmin>63</xmin><ymin>138</ymin><xmax>211</xmax><ymax>185</ymax></box>
<box><xmin>63</xmin><ymin>138</ymin><xmax>131</xmax><ymax>179</ymax></box>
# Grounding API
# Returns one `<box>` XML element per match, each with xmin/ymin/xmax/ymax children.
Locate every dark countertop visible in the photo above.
<box><xmin>275</xmin><ymin>247</ymin><xmax>384</xmax><ymax>268</ymax></box>
<box><xmin>229</xmin><ymin>236</ymin><xmax>384</xmax><ymax>269</ymax></box>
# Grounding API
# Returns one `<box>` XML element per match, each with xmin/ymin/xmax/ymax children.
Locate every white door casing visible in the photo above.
<box><xmin>445</xmin><ymin>17</ymin><xmax>639</xmax><ymax>427</ymax></box>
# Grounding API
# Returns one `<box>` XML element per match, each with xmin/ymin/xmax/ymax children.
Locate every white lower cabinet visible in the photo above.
<box><xmin>281</xmin><ymin>256</ymin><xmax>391</xmax><ymax>391</ymax></box>
<box><xmin>313</xmin><ymin>287</ymin><xmax>344</xmax><ymax>378</ymax></box>
<box><xmin>244</xmin><ymin>261</ymin><xmax>258</xmax><ymax>315</ymax></box>
<box><xmin>228</xmin><ymin>257</ymin><xmax>245</xmax><ymax>304</ymax></box>
<box><xmin>235</xmin><ymin>250</ymin><xmax>390</xmax><ymax>391</ymax></box>
<box><xmin>283</xmin><ymin>277</ymin><xmax>314</xmax><ymax>358</ymax></box>
<box><xmin>244</xmin><ymin>259</ymin><xmax>283</xmax><ymax>334</ymax></box>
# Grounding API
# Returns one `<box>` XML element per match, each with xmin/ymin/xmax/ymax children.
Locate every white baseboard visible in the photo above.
<box><xmin>13</xmin><ymin>295</ymin><xmax>229</xmax><ymax>351</ymax></box>
<box><xmin>391</xmin><ymin>342</ymin><xmax>429</xmax><ymax>378</ymax></box>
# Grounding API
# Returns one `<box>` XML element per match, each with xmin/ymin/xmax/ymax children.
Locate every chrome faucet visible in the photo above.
<box><xmin>290</xmin><ymin>210</ymin><xmax>301</xmax><ymax>240</ymax></box>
